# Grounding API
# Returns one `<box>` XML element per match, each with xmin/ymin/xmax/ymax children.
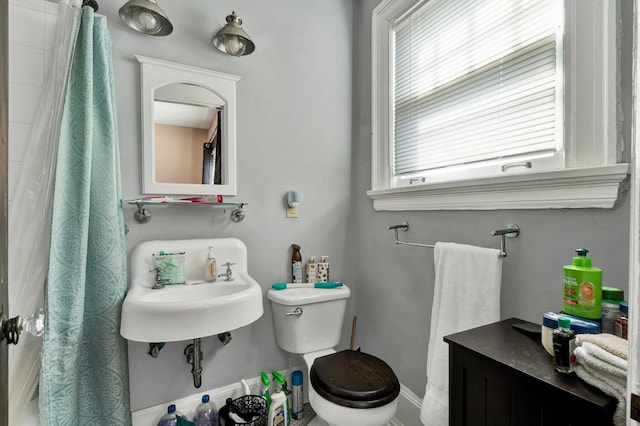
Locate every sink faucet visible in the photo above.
<box><xmin>149</xmin><ymin>267</ymin><xmax>171</xmax><ymax>289</ymax></box>
<box><xmin>218</xmin><ymin>262</ymin><xmax>235</xmax><ymax>281</ymax></box>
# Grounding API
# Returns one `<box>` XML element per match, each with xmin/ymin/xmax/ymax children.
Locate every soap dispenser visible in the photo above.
<box><xmin>562</xmin><ymin>248</ymin><xmax>602</xmax><ymax>320</ymax></box>
<box><xmin>205</xmin><ymin>246</ymin><xmax>217</xmax><ymax>283</ymax></box>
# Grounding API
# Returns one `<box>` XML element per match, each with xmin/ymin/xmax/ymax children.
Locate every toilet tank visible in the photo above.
<box><xmin>267</xmin><ymin>285</ymin><xmax>350</xmax><ymax>354</ymax></box>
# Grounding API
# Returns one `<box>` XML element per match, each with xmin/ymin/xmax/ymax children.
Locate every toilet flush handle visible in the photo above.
<box><xmin>285</xmin><ymin>307</ymin><xmax>303</xmax><ymax>316</ymax></box>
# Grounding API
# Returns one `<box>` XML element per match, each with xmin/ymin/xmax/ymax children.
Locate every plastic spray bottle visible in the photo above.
<box><xmin>272</xmin><ymin>371</ymin><xmax>291</xmax><ymax>424</ymax></box>
<box><xmin>267</xmin><ymin>378</ymin><xmax>288</xmax><ymax>426</ymax></box>
<box><xmin>261</xmin><ymin>372</ymin><xmax>272</xmax><ymax>409</ymax></box>
<box><xmin>562</xmin><ymin>248</ymin><xmax>602</xmax><ymax>320</ymax></box>
<box><xmin>205</xmin><ymin>247</ymin><xmax>217</xmax><ymax>283</ymax></box>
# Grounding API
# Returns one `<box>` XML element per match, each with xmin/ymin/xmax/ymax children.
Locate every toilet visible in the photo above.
<box><xmin>267</xmin><ymin>284</ymin><xmax>400</xmax><ymax>426</ymax></box>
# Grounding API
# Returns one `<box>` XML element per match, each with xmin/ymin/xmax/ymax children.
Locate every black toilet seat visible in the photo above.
<box><xmin>310</xmin><ymin>350</ymin><xmax>400</xmax><ymax>409</ymax></box>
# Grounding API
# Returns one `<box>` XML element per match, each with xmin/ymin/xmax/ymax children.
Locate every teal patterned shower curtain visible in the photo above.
<box><xmin>39</xmin><ymin>6</ymin><xmax>131</xmax><ymax>425</ymax></box>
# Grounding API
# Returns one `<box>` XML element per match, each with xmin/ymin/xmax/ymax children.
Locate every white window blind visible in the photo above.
<box><xmin>392</xmin><ymin>0</ymin><xmax>562</xmax><ymax>177</ymax></box>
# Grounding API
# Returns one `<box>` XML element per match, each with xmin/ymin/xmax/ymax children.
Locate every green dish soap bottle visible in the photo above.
<box><xmin>562</xmin><ymin>248</ymin><xmax>602</xmax><ymax>320</ymax></box>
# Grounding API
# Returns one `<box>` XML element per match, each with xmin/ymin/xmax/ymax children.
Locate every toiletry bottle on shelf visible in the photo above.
<box><xmin>562</xmin><ymin>248</ymin><xmax>602</xmax><ymax>320</ymax></box>
<box><xmin>317</xmin><ymin>256</ymin><xmax>329</xmax><ymax>282</ymax></box>
<box><xmin>193</xmin><ymin>394</ymin><xmax>218</xmax><ymax>426</ymax></box>
<box><xmin>553</xmin><ymin>316</ymin><xmax>576</xmax><ymax>374</ymax></box>
<box><xmin>615</xmin><ymin>301</ymin><xmax>629</xmax><ymax>339</ymax></box>
<box><xmin>272</xmin><ymin>371</ymin><xmax>291</xmax><ymax>424</ymax></box>
<box><xmin>261</xmin><ymin>371</ymin><xmax>272</xmax><ymax>409</ymax></box>
<box><xmin>305</xmin><ymin>256</ymin><xmax>317</xmax><ymax>283</ymax></box>
<box><xmin>601</xmin><ymin>287</ymin><xmax>624</xmax><ymax>334</ymax></box>
<box><xmin>205</xmin><ymin>247</ymin><xmax>217</xmax><ymax>283</ymax></box>
<box><xmin>267</xmin><ymin>381</ymin><xmax>289</xmax><ymax>426</ymax></box>
<box><xmin>292</xmin><ymin>370</ymin><xmax>304</xmax><ymax>420</ymax></box>
<box><xmin>157</xmin><ymin>404</ymin><xmax>178</xmax><ymax>426</ymax></box>
<box><xmin>291</xmin><ymin>244</ymin><xmax>303</xmax><ymax>283</ymax></box>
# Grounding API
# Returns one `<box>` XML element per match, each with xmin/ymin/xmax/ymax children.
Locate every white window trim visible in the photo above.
<box><xmin>369</xmin><ymin>0</ymin><xmax>629</xmax><ymax>210</ymax></box>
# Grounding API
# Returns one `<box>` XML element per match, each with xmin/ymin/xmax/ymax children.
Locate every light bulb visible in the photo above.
<box><xmin>223</xmin><ymin>35</ymin><xmax>246</xmax><ymax>56</ymax></box>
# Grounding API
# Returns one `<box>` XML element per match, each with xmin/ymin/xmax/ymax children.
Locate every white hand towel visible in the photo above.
<box><xmin>580</xmin><ymin>341</ymin><xmax>628</xmax><ymax>374</ymax></box>
<box><xmin>574</xmin><ymin>364</ymin><xmax>626</xmax><ymax>426</ymax></box>
<box><xmin>420</xmin><ymin>242</ymin><xmax>502</xmax><ymax>426</ymax></box>
<box><xmin>574</xmin><ymin>346</ymin><xmax>627</xmax><ymax>386</ymax></box>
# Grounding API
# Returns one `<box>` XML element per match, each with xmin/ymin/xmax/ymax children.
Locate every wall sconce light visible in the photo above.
<box><xmin>119</xmin><ymin>0</ymin><xmax>173</xmax><ymax>36</ymax></box>
<box><xmin>212</xmin><ymin>12</ymin><xmax>255</xmax><ymax>57</ymax></box>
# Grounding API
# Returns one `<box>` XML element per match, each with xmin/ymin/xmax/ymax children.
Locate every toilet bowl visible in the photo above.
<box><xmin>266</xmin><ymin>284</ymin><xmax>399</xmax><ymax>426</ymax></box>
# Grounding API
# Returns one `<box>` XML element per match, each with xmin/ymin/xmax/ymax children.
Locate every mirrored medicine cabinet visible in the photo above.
<box><xmin>137</xmin><ymin>55</ymin><xmax>240</xmax><ymax>195</ymax></box>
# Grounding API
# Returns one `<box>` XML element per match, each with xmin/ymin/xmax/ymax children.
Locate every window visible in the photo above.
<box><xmin>369</xmin><ymin>0</ymin><xmax>628</xmax><ymax>210</ymax></box>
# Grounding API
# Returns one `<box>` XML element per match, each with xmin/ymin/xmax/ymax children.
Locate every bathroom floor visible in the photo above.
<box><xmin>290</xmin><ymin>403</ymin><xmax>316</xmax><ymax>425</ymax></box>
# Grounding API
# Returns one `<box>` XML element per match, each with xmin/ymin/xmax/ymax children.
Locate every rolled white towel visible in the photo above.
<box><xmin>576</xmin><ymin>333</ymin><xmax>628</xmax><ymax>360</ymax></box>
<box><xmin>580</xmin><ymin>341</ymin><xmax>628</xmax><ymax>372</ymax></box>
<box><xmin>574</xmin><ymin>364</ymin><xmax>625</xmax><ymax>426</ymax></box>
<box><xmin>574</xmin><ymin>346</ymin><xmax>627</xmax><ymax>388</ymax></box>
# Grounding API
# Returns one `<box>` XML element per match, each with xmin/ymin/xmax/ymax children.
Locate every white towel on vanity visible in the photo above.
<box><xmin>420</xmin><ymin>242</ymin><xmax>503</xmax><ymax>426</ymax></box>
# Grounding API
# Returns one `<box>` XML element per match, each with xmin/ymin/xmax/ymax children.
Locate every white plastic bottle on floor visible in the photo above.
<box><xmin>193</xmin><ymin>394</ymin><xmax>219</xmax><ymax>426</ymax></box>
<box><xmin>157</xmin><ymin>404</ymin><xmax>178</xmax><ymax>426</ymax></box>
<box><xmin>267</xmin><ymin>386</ymin><xmax>288</xmax><ymax>426</ymax></box>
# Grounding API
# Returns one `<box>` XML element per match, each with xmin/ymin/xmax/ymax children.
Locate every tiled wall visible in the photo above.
<box><xmin>7</xmin><ymin>0</ymin><xmax>57</xmax><ymax>203</ymax></box>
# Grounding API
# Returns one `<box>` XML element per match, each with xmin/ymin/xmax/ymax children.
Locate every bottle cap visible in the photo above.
<box><xmin>168</xmin><ymin>404</ymin><xmax>176</xmax><ymax>414</ymax></box>
<box><xmin>272</xmin><ymin>371</ymin><xmax>285</xmax><ymax>385</ymax></box>
<box><xmin>620</xmin><ymin>301</ymin><xmax>629</xmax><ymax>315</ymax></box>
<box><xmin>602</xmin><ymin>287</ymin><xmax>624</xmax><ymax>302</ymax></box>
<box><xmin>202</xmin><ymin>394</ymin><xmax>210</xmax><ymax>403</ymax></box>
<box><xmin>292</xmin><ymin>370</ymin><xmax>303</xmax><ymax>386</ymax></box>
<box><xmin>558</xmin><ymin>317</ymin><xmax>571</xmax><ymax>329</ymax></box>
<box><xmin>261</xmin><ymin>371</ymin><xmax>270</xmax><ymax>386</ymax></box>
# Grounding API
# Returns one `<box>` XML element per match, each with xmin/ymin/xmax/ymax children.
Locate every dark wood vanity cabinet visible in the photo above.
<box><xmin>444</xmin><ymin>318</ymin><xmax>617</xmax><ymax>426</ymax></box>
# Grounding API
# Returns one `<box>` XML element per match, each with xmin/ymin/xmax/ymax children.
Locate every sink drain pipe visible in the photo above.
<box><xmin>184</xmin><ymin>338</ymin><xmax>203</xmax><ymax>388</ymax></box>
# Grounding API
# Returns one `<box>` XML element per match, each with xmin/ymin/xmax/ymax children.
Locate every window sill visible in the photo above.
<box><xmin>367</xmin><ymin>164</ymin><xmax>630</xmax><ymax>211</ymax></box>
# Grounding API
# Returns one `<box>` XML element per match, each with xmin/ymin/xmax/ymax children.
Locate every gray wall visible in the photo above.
<box><xmin>34</xmin><ymin>0</ymin><xmax>633</xmax><ymax>412</ymax></box>
<box><xmin>95</xmin><ymin>1</ymin><xmax>355</xmax><ymax>410</ymax></box>
<box><xmin>351</xmin><ymin>0</ymin><xmax>634</xmax><ymax>397</ymax></box>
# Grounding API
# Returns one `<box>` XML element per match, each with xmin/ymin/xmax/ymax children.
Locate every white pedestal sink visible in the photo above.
<box><xmin>120</xmin><ymin>238</ymin><xmax>263</xmax><ymax>342</ymax></box>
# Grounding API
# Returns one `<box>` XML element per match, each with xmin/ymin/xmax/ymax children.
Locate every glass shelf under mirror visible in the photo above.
<box><xmin>124</xmin><ymin>198</ymin><xmax>247</xmax><ymax>223</ymax></box>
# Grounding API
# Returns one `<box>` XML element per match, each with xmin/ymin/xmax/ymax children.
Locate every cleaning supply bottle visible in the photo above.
<box><xmin>157</xmin><ymin>404</ymin><xmax>178</xmax><ymax>426</ymax></box>
<box><xmin>291</xmin><ymin>244</ymin><xmax>303</xmax><ymax>283</ymax></box>
<box><xmin>562</xmin><ymin>248</ymin><xmax>602</xmax><ymax>320</ymax></box>
<box><xmin>205</xmin><ymin>247</ymin><xmax>217</xmax><ymax>283</ymax></box>
<box><xmin>272</xmin><ymin>371</ymin><xmax>291</xmax><ymax>424</ymax></box>
<box><xmin>261</xmin><ymin>371</ymin><xmax>272</xmax><ymax>409</ymax></box>
<box><xmin>193</xmin><ymin>394</ymin><xmax>218</xmax><ymax>426</ymax></box>
<box><xmin>553</xmin><ymin>316</ymin><xmax>576</xmax><ymax>374</ymax></box>
<box><xmin>291</xmin><ymin>370</ymin><xmax>304</xmax><ymax>420</ymax></box>
<box><xmin>267</xmin><ymin>379</ymin><xmax>289</xmax><ymax>426</ymax></box>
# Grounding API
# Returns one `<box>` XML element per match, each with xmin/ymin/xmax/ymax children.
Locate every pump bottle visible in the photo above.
<box><xmin>562</xmin><ymin>248</ymin><xmax>602</xmax><ymax>320</ymax></box>
<box><xmin>205</xmin><ymin>246</ymin><xmax>217</xmax><ymax>283</ymax></box>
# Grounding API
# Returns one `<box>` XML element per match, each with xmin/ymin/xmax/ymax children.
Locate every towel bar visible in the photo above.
<box><xmin>387</xmin><ymin>221</ymin><xmax>520</xmax><ymax>257</ymax></box>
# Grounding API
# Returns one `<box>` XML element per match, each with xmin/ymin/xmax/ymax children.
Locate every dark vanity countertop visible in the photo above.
<box><xmin>444</xmin><ymin>317</ymin><xmax>617</xmax><ymax>409</ymax></box>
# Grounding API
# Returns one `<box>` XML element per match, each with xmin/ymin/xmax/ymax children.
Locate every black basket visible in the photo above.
<box><xmin>220</xmin><ymin>395</ymin><xmax>267</xmax><ymax>426</ymax></box>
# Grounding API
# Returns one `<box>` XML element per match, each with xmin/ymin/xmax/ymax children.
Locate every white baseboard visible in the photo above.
<box><xmin>132</xmin><ymin>373</ymin><xmax>423</xmax><ymax>426</ymax></box>
<box><xmin>390</xmin><ymin>384</ymin><xmax>423</xmax><ymax>426</ymax></box>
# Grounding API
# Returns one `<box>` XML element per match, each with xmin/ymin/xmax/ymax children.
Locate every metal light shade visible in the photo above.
<box><xmin>119</xmin><ymin>0</ymin><xmax>173</xmax><ymax>36</ymax></box>
<box><xmin>212</xmin><ymin>12</ymin><xmax>255</xmax><ymax>57</ymax></box>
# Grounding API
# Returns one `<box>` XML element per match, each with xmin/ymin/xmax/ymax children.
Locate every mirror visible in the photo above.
<box><xmin>137</xmin><ymin>55</ymin><xmax>240</xmax><ymax>195</ymax></box>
